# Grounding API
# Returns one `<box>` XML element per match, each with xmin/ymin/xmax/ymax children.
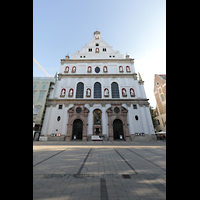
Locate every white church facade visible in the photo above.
<box><xmin>41</xmin><ymin>31</ymin><xmax>156</xmax><ymax>141</ymax></box>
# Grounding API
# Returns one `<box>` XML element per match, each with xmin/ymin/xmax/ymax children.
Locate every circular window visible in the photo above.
<box><xmin>114</xmin><ymin>107</ymin><xmax>120</xmax><ymax>114</ymax></box>
<box><xmin>76</xmin><ymin>107</ymin><xmax>82</xmax><ymax>113</ymax></box>
<box><xmin>135</xmin><ymin>115</ymin><xmax>139</xmax><ymax>120</ymax></box>
<box><xmin>57</xmin><ymin>116</ymin><xmax>61</xmax><ymax>121</ymax></box>
<box><xmin>95</xmin><ymin>67</ymin><xmax>100</xmax><ymax>73</ymax></box>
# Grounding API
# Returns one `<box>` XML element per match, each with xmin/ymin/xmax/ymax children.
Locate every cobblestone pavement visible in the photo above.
<box><xmin>33</xmin><ymin>141</ymin><xmax>166</xmax><ymax>200</ymax></box>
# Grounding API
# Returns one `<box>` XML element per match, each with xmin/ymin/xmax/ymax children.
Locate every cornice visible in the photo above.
<box><xmin>57</xmin><ymin>73</ymin><xmax>137</xmax><ymax>79</ymax></box>
<box><xmin>46</xmin><ymin>98</ymin><xmax>149</xmax><ymax>107</ymax></box>
<box><xmin>60</xmin><ymin>58</ymin><xmax>134</xmax><ymax>64</ymax></box>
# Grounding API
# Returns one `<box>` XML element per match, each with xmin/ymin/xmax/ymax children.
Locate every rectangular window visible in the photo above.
<box><xmin>38</xmin><ymin>92</ymin><xmax>44</xmax><ymax>102</ymax></box>
<box><xmin>88</xmin><ymin>48</ymin><xmax>92</xmax><ymax>52</ymax></box>
<box><xmin>58</xmin><ymin>105</ymin><xmax>63</xmax><ymax>109</ymax></box>
<box><xmin>103</xmin><ymin>48</ymin><xmax>106</xmax><ymax>52</ymax></box>
<box><xmin>133</xmin><ymin>104</ymin><xmax>137</xmax><ymax>109</ymax></box>
<box><xmin>160</xmin><ymin>94</ymin><xmax>165</xmax><ymax>101</ymax></box>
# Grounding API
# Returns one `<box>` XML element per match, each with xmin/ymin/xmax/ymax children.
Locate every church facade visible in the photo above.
<box><xmin>41</xmin><ymin>31</ymin><xmax>155</xmax><ymax>141</ymax></box>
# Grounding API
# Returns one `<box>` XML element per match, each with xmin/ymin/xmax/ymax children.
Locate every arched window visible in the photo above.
<box><xmin>94</xmin><ymin>82</ymin><xmax>102</xmax><ymax>98</ymax></box>
<box><xmin>111</xmin><ymin>82</ymin><xmax>120</xmax><ymax>98</ymax></box>
<box><xmin>76</xmin><ymin>82</ymin><xmax>84</xmax><ymax>98</ymax></box>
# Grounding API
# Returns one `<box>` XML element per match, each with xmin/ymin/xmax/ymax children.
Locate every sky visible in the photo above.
<box><xmin>33</xmin><ymin>0</ymin><xmax>166</xmax><ymax>108</ymax></box>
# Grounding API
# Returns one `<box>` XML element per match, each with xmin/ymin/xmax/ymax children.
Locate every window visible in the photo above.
<box><xmin>76</xmin><ymin>107</ymin><xmax>82</xmax><ymax>113</ymax></box>
<box><xmin>33</xmin><ymin>85</ymin><xmax>36</xmax><ymax>90</ymax></box>
<box><xmin>58</xmin><ymin>105</ymin><xmax>63</xmax><ymax>109</ymax></box>
<box><xmin>111</xmin><ymin>82</ymin><xmax>120</xmax><ymax>98</ymax></box>
<box><xmin>160</xmin><ymin>94</ymin><xmax>165</xmax><ymax>101</ymax></box>
<box><xmin>96</xmin><ymin>43</ymin><xmax>99</xmax><ymax>46</ymax></box>
<box><xmin>135</xmin><ymin>115</ymin><xmax>139</xmax><ymax>120</ymax></box>
<box><xmin>42</xmin><ymin>85</ymin><xmax>46</xmax><ymax>89</ymax></box>
<box><xmin>88</xmin><ymin>48</ymin><xmax>92</xmax><ymax>52</ymax></box>
<box><xmin>93</xmin><ymin>109</ymin><xmax>102</xmax><ymax>125</ymax></box>
<box><xmin>95</xmin><ymin>67</ymin><xmax>100</xmax><ymax>73</ymax></box>
<box><xmin>94</xmin><ymin>82</ymin><xmax>102</xmax><ymax>98</ymax></box>
<box><xmin>133</xmin><ymin>104</ymin><xmax>137</xmax><ymax>109</ymax></box>
<box><xmin>57</xmin><ymin>116</ymin><xmax>61</xmax><ymax>121</ymax></box>
<box><xmin>114</xmin><ymin>107</ymin><xmax>120</xmax><ymax>113</ymax></box>
<box><xmin>38</xmin><ymin>92</ymin><xmax>44</xmax><ymax>102</ymax></box>
<box><xmin>76</xmin><ymin>82</ymin><xmax>84</xmax><ymax>98</ymax></box>
<box><xmin>103</xmin><ymin>48</ymin><xmax>106</xmax><ymax>52</ymax></box>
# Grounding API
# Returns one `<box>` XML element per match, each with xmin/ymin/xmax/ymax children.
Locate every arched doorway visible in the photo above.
<box><xmin>113</xmin><ymin>119</ymin><xmax>124</xmax><ymax>140</ymax></box>
<box><xmin>72</xmin><ymin>119</ymin><xmax>83</xmax><ymax>140</ymax></box>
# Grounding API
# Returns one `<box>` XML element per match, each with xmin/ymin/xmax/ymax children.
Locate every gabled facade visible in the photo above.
<box><xmin>153</xmin><ymin>74</ymin><xmax>166</xmax><ymax>132</ymax></box>
<box><xmin>41</xmin><ymin>31</ymin><xmax>155</xmax><ymax>141</ymax></box>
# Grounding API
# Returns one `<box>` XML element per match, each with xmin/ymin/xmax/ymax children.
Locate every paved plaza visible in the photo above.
<box><xmin>33</xmin><ymin>141</ymin><xmax>166</xmax><ymax>200</ymax></box>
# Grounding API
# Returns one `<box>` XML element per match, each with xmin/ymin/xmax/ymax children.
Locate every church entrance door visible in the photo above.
<box><xmin>72</xmin><ymin>119</ymin><xmax>83</xmax><ymax>140</ymax></box>
<box><xmin>113</xmin><ymin>119</ymin><xmax>124</xmax><ymax>140</ymax></box>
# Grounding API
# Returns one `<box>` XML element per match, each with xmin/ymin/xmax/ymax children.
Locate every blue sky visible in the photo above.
<box><xmin>33</xmin><ymin>0</ymin><xmax>166</xmax><ymax>108</ymax></box>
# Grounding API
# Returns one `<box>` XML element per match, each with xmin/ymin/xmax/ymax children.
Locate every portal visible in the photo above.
<box><xmin>113</xmin><ymin>119</ymin><xmax>124</xmax><ymax>140</ymax></box>
<box><xmin>72</xmin><ymin>119</ymin><xmax>83</xmax><ymax>140</ymax></box>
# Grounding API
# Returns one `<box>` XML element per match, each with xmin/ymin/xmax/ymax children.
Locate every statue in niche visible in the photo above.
<box><xmin>122</xmin><ymin>89</ymin><xmax>127</xmax><ymax>96</ymax></box>
<box><xmin>126</xmin><ymin>66</ymin><xmax>130</xmax><ymax>72</ymax></box>
<box><xmin>87</xmin><ymin>89</ymin><xmax>91</xmax><ymax>97</ymax></box>
<box><xmin>69</xmin><ymin>89</ymin><xmax>73</xmax><ymax>96</ymax></box>
<box><xmin>104</xmin><ymin>88</ymin><xmax>109</xmax><ymax>96</ymax></box>
<box><xmin>61</xmin><ymin>89</ymin><xmax>65</xmax><ymax>96</ymax></box>
<box><xmin>130</xmin><ymin>88</ymin><xmax>135</xmax><ymax>97</ymax></box>
<box><xmin>72</xmin><ymin>66</ymin><xmax>76</xmax><ymax>72</ymax></box>
<box><xmin>88</xmin><ymin>66</ymin><xmax>91</xmax><ymax>72</ymax></box>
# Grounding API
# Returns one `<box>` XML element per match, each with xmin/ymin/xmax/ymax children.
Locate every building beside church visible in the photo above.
<box><xmin>33</xmin><ymin>77</ymin><xmax>55</xmax><ymax>136</ymax></box>
<box><xmin>153</xmin><ymin>74</ymin><xmax>166</xmax><ymax>132</ymax></box>
<box><xmin>41</xmin><ymin>31</ymin><xmax>155</xmax><ymax>141</ymax></box>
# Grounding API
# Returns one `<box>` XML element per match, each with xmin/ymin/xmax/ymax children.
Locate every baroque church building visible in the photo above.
<box><xmin>41</xmin><ymin>31</ymin><xmax>156</xmax><ymax>141</ymax></box>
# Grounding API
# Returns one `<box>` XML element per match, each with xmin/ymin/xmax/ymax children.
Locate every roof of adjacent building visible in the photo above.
<box><xmin>157</xmin><ymin>74</ymin><xmax>166</xmax><ymax>81</ymax></box>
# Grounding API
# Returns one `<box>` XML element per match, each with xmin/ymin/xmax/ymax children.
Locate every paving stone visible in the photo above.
<box><xmin>33</xmin><ymin>141</ymin><xmax>166</xmax><ymax>200</ymax></box>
